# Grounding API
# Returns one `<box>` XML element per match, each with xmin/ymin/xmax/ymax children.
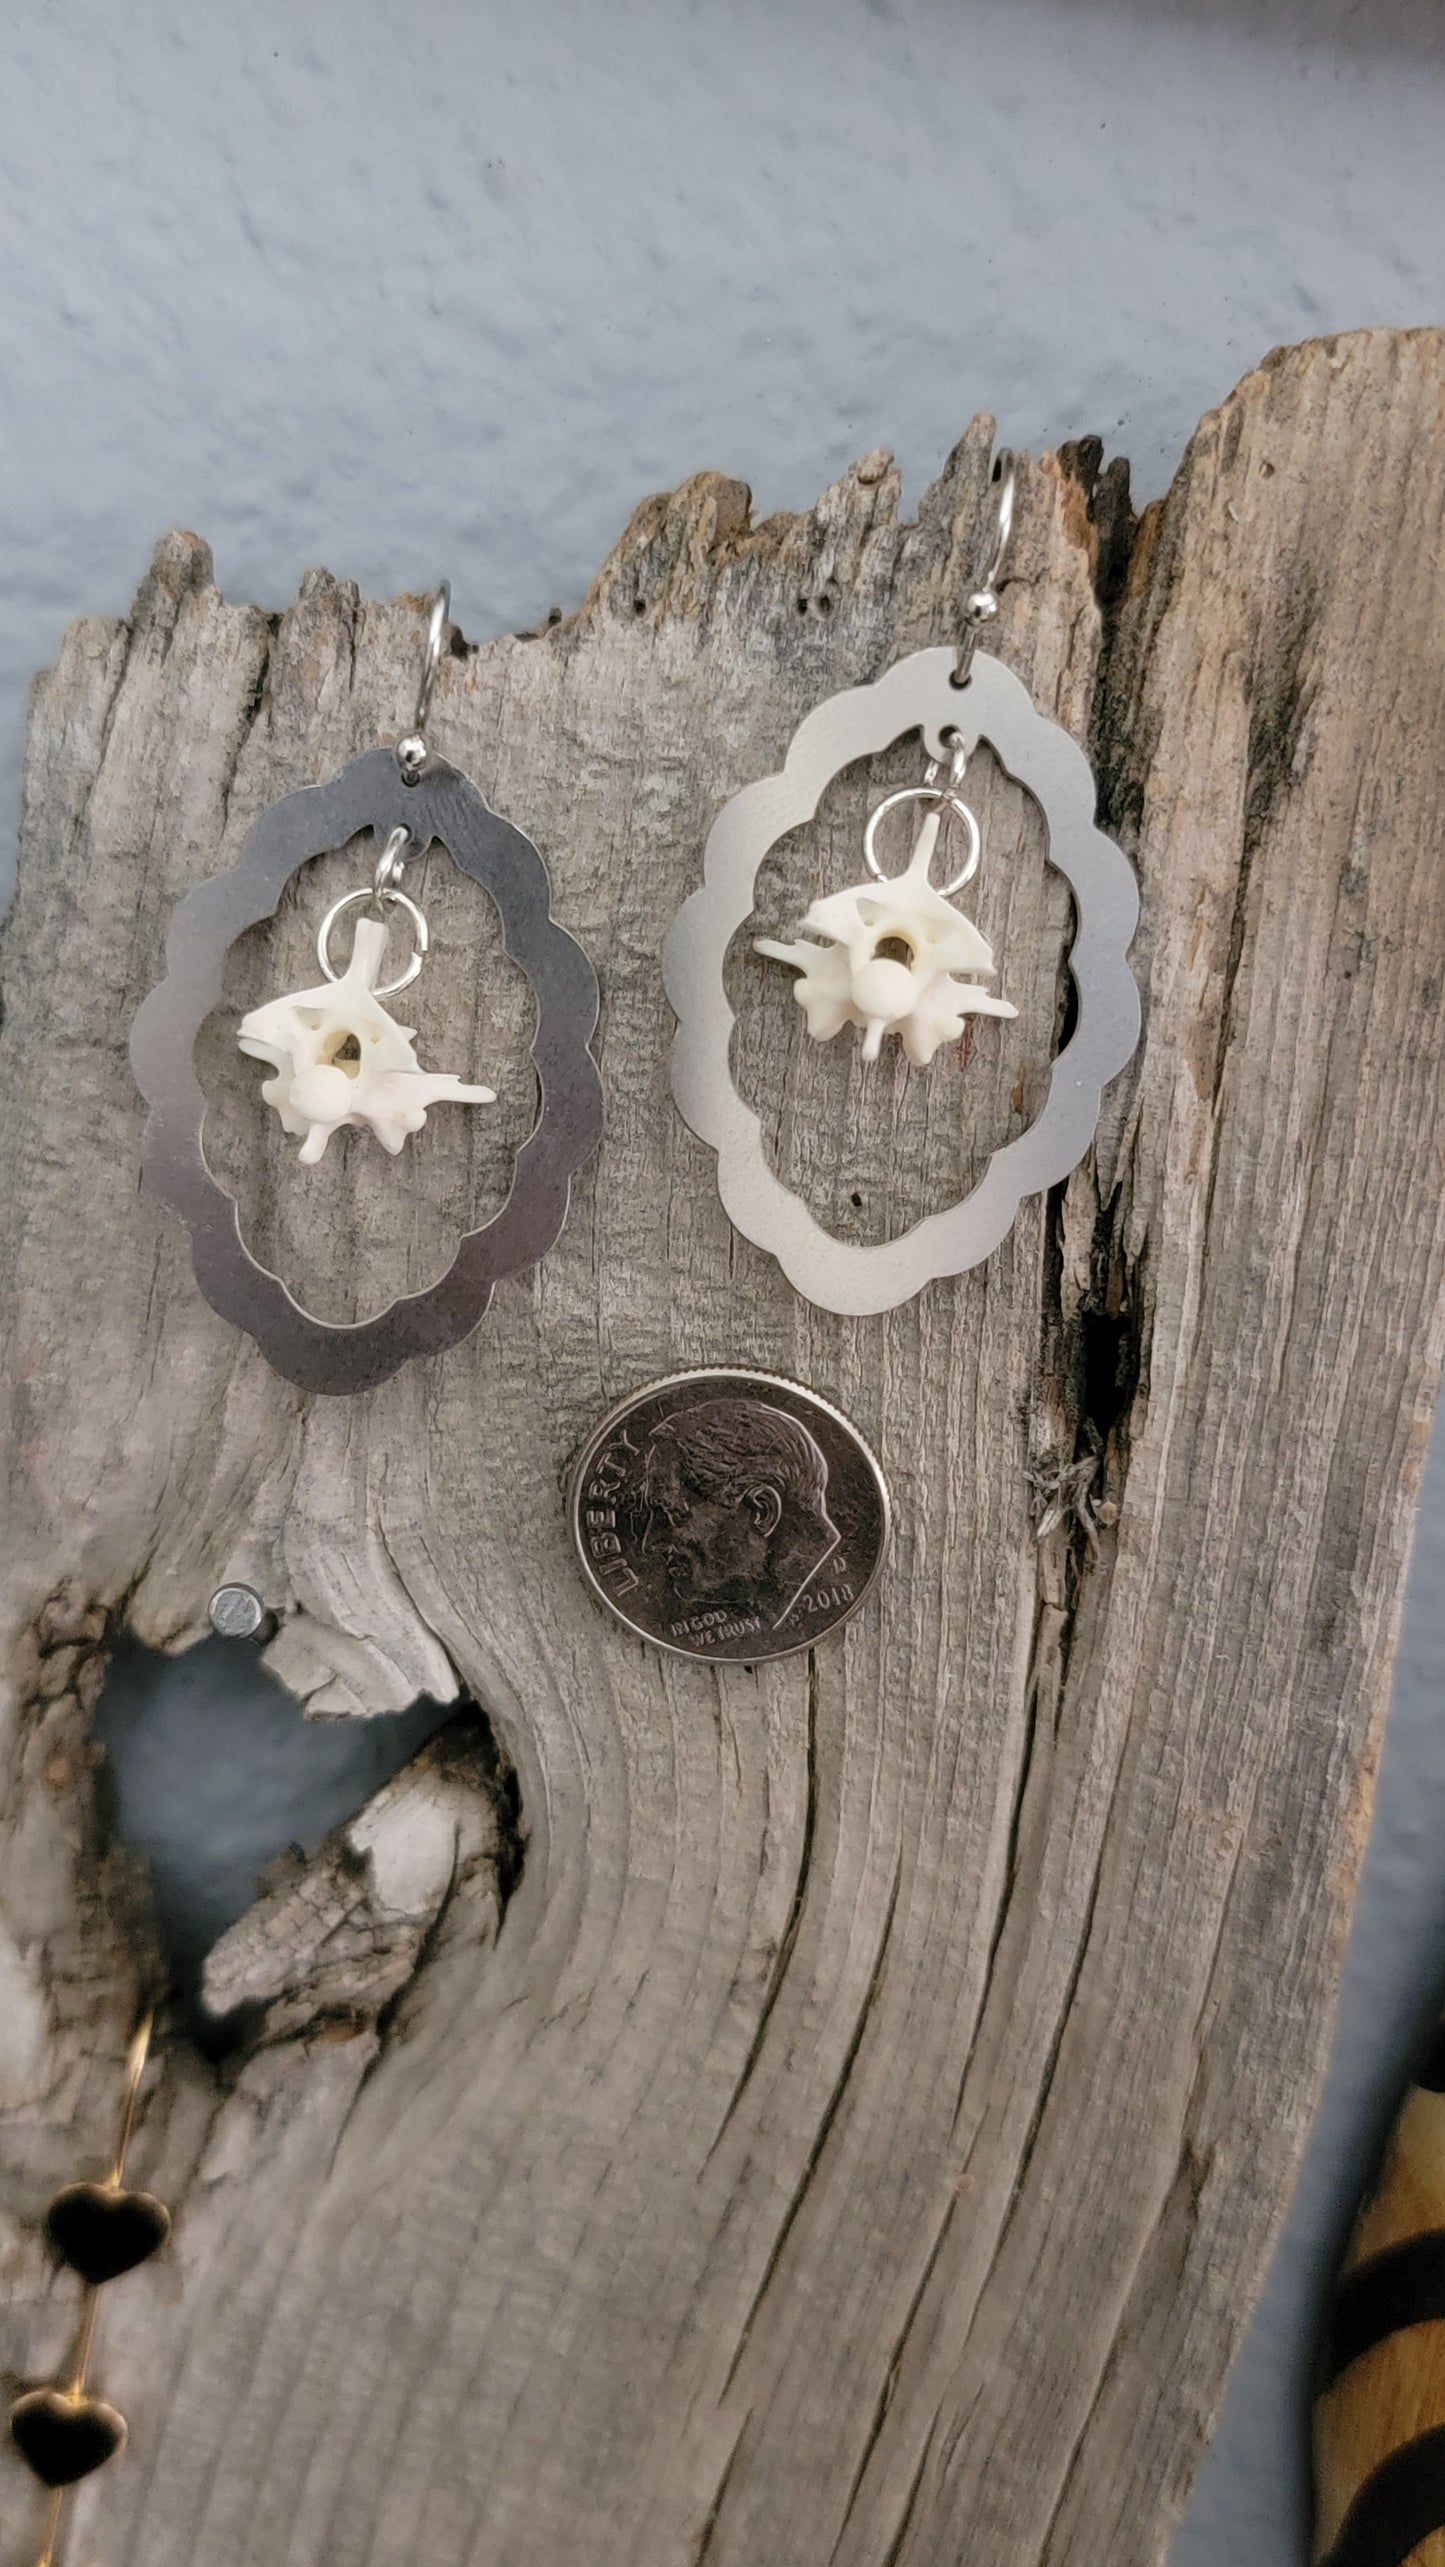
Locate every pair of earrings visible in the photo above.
<box><xmin>131</xmin><ymin>454</ymin><xmax>1140</xmax><ymax>1391</ymax></box>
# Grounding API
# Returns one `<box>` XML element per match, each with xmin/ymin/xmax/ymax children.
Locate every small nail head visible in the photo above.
<box><xmin>208</xmin><ymin>1584</ymin><xmax>269</xmax><ymax>1640</ymax></box>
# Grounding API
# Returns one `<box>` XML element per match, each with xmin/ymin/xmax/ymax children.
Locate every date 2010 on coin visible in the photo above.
<box><xmin>569</xmin><ymin>1370</ymin><xmax>891</xmax><ymax>1663</ymax></box>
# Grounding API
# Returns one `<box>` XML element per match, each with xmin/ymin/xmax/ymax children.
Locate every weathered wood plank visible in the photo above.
<box><xmin>1</xmin><ymin>328</ymin><xmax>1443</xmax><ymax>2567</ymax></box>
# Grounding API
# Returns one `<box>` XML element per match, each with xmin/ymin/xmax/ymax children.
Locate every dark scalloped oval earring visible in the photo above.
<box><xmin>130</xmin><ymin>584</ymin><xmax>603</xmax><ymax>1394</ymax></box>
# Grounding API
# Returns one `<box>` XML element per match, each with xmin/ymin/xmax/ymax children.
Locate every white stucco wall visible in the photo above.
<box><xmin>4</xmin><ymin>4</ymin><xmax>1444</xmax><ymax>2558</ymax></box>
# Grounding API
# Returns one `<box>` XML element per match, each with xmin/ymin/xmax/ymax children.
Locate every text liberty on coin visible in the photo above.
<box><xmin>569</xmin><ymin>1371</ymin><xmax>891</xmax><ymax>1663</ymax></box>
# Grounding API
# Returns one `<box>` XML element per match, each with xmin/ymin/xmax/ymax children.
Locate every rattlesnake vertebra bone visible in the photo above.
<box><xmin>756</xmin><ymin>815</ymin><xmax>1016</xmax><ymax>1067</ymax></box>
<box><xmin>238</xmin><ymin>914</ymin><xmax>495</xmax><ymax>1163</ymax></box>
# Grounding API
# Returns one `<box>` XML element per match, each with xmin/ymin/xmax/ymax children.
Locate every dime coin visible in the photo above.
<box><xmin>569</xmin><ymin>1369</ymin><xmax>890</xmax><ymax>1663</ymax></box>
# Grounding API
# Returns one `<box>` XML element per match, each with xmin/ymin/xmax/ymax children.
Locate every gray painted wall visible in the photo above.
<box><xmin>4</xmin><ymin>3</ymin><xmax>1444</xmax><ymax>2558</ymax></box>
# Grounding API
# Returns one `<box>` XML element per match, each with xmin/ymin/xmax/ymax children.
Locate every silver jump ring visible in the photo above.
<box><xmin>953</xmin><ymin>448</ymin><xmax>1017</xmax><ymax>686</ymax></box>
<box><xmin>316</xmin><ymin>886</ymin><xmax>430</xmax><ymax>997</ymax></box>
<box><xmin>372</xmin><ymin>825</ymin><xmax>411</xmax><ymax>903</ymax></box>
<box><xmin>863</xmin><ymin>786</ymin><xmax>982</xmax><ymax>897</ymax></box>
<box><xmin>923</xmin><ymin>734</ymin><xmax>969</xmax><ymax>796</ymax></box>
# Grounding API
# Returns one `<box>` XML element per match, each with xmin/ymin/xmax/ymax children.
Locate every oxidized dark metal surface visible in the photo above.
<box><xmin>129</xmin><ymin>747</ymin><xmax>603</xmax><ymax>1395</ymax></box>
<box><xmin>569</xmin><ymin>1369</ymin><xmax>890</xmax><ymax>1662</ymax></box>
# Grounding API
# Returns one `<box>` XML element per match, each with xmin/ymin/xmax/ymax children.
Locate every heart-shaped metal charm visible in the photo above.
<box><xmin>10</xmin><ymin>2385</ymin><xmax>128</xmax><ymax>2487</ymax></box>
<box><xmin>46</xmin><ymin>2180</ymin><xmax>171</xmax><ymax>2286</ymax></box>
<box><xmin>664</xmin><ymin>647</ymin><xmax>1140</xmax><ymax>1314</ymax></box>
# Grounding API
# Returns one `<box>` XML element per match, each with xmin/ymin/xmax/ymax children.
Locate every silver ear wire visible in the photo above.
<box><xmin>397</xmin><ymin>580</ymin><xmax>451</xmax><ymax>781</ymax></box>
<box><xmin>953</xmin><ymin>450</ymin><xmax>1016</xmax><ymax>687</ymax></box>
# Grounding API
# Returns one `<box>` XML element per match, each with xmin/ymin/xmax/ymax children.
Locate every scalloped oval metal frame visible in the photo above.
<box><xmin>130</xmin><ymin>746</ymin><xmax>603</xmax><ymax>1395</ymax></box>
<box><xmin>662</xmin><ymin>648</ymin><xmax>1140</xmax><ymax>1315</ymax></box>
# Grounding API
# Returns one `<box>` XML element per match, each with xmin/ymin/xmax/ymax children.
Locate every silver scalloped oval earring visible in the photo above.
<box><xmin>131</xmin><ymin>585</ymin><xmax>603</xmax><ymax>1394</ymax></box>
<box><xmin>662</xmin><ymin>452</ymin><xmax>1141</xmax><ymax>1316</ymax></box>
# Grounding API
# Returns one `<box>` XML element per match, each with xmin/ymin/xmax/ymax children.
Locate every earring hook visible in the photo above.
<box><xmin>397</xmin><ymin>581</ymin><xmax>451</xmax><ymax>782</ymax></box>
<box><xmin>952</xmin><ymin>450</ymin><xmax>1016</xmax><ymax>687</ymax></box>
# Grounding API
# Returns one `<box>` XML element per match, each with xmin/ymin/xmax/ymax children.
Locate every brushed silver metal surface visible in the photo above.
<box><xmin>130</xmin><ymin>746</ymin><xmax>603</xmax><ymax>1394</ymax></box>
<box><xmin>569</xmin><ymin>1367</ymin><xmax>891</xmax><ymax>1663</ymax></box>
<box><xmin>662</xmin><ymin>647</ymin><xmax>1140</xmax><ymax>1315</ymax></box>
<box><xmin>207</xmin><ymin>1583</ymin><xmax>274</xmax><ymax>1641</ymax></box>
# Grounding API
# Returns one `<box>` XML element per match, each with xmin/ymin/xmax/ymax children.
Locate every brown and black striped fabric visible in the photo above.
<box><xmin>1316</xmin><ymin>2033</ymin><xmax>1445</xmax><ymax>2565</ymax></box>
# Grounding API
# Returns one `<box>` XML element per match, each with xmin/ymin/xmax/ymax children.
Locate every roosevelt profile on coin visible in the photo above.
<box><xmin>638</xmin><ymin>1397</ymin><xmax>841</xmax><ymax>1631</ymax></box>
<box><xmin>569</xmin><ymin>1368</ymin><xmax>890</xmax><ymax>1662</ymax></box>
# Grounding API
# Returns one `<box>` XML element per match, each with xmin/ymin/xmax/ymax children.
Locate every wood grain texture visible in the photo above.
<box><xmin>2</xmin><ymin>328</ymin><xmax>1444</xmax><ymax>2567</ymax></box>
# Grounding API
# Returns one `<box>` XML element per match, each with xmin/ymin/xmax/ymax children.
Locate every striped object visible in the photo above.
<box><xmin>1316</xmin><ymin>2029</ymin><xmax>1445</xmax><ymax>2565</ymax></box>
